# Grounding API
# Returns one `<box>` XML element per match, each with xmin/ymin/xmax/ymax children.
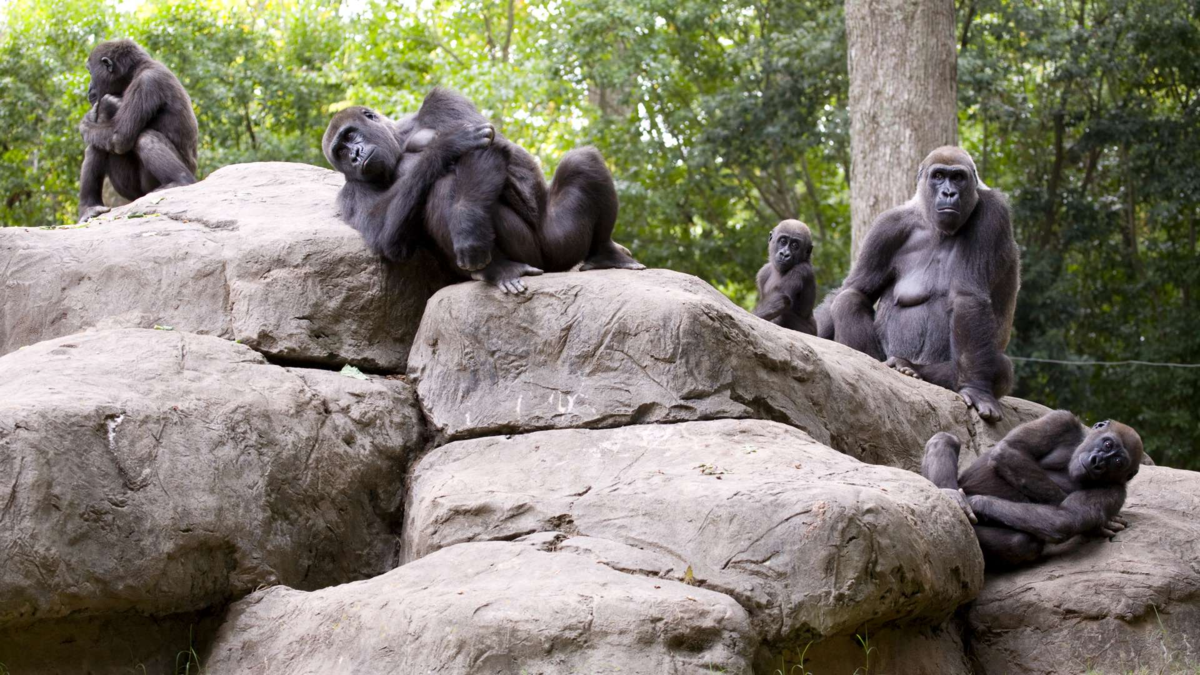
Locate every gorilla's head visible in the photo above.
<box><xmin>917</xmin><ymin>146</ymin><xmax>984</xmax><ymax>236</ymax></box>
<box><xmin>1069</xmin><ymin>419</ymin><xmax>1144</xmax><ymax>486</ymax></box>
<box><xmin>86</xmin><ymin>39</ymin><xmax>148</xmax><ymax>105</ymax></box>
<box><xmin>768</xmin><ymin>219</ymin><xmax>813</xmax><ymax>273</ymax></box>
<box><xmin>323</xmin><ymin>106</ymin><xmax>405</xmax><ymax>186</ymax></box>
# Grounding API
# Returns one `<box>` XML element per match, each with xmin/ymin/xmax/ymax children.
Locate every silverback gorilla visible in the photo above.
<box><xmin>323</xmin><ymin>88</ymin><xmax>644</xmax><ymax>293</ymax></box>
<box><xmin>78</xmin><ymin>39</ymin><xmax>198</xmax><ymax>221</ymax></box>
<box><xmin>752</xmin><ymin>219</ymin><xmax>817</xmax><ymax>335</ymax></box>
<box><xmin>820</xmin><ymin>146</ymin><xmax>1019</xmax><ymax>422</ymax></box>
<box><xmin>922</xmin><ymin>411</ymin><xmax>1142</xmax><ymax>568</ymax></box>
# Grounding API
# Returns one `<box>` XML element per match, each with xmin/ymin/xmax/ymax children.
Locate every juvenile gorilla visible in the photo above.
<box><xmin>752</xmin><ymin>219</ymin><xmax>817</xmax><ymax>335</ymax></box>
<box><xmin>78</xmin><ymin>39</ymin><xmax>198</xmax><ymax>221</ymax></box>
<box><xmin>820</xmin><ymin>147</ymin><xmax>1019</xmax><ymax>422</ymax></box>
<box><xmin>323</xmin><ymin>88</ymin><xmax>643</xmax><ymax>293</ymax></box>
<box><xmin>922</xmin><ymin>410</ymin><xmax>1142</xmax><ymax>568</ymax></box>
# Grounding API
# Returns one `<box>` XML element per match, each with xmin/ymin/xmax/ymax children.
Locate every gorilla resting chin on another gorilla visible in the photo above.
<box><xmin>323</xmin><ymin>88</ymin><xmax>644</xmax><ymax>293</ymax></box>
<box><xmin>922</xmin><ymin>411</ymin><xmax>1142</xmax><ymax>568</ymax></box>
<box><xmin>818</xmin><ymin>146</ymin><xmax>1020</xmax><ymax>422</ymax></box>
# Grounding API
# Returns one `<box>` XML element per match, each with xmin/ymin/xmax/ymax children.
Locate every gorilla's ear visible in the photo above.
<box><xmin>101</xmin><ymin>56</ymin><xmax>114</xmax><ymax>72</ymax></box>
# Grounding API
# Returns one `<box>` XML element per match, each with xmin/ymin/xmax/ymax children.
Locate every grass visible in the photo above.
<box><xmin>173</xmin><ymin>626</ymin><xmax>203</xmax><ymax>675</ymax></box>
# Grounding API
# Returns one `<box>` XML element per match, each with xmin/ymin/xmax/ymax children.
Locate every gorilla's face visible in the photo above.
<box><xmin>86</xmin><ymin>51</ymin><xmax>130</xmax><ymax>104</ymax></box>
<box><xmin>323</xmin><ymin>107</ymin><xmax>403</xmax><ymax>185</ymax></box>
<box><xmin>769</xmin><ymin>220</ymin><xmax>813</xmax><ymax>273</ymax></box>
<box><xmin>1070</xmin><ymin>420</ymin><xmax>1144</xmax><ymax>485</ymax></box>
<box><xmin>921</xmin><ymin>162</ymin><xmax>979</xmax><ymax>236</ymax></box>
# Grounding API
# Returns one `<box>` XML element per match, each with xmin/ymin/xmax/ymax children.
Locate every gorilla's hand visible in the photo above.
<box><xmin>79</xmin><ymin>205</ymin><xmax>111</xmax><ymax>222</ymax></box>
<box><xmin>887</xmin><ymin>357</ymin><xmax>923</xmax><ymax>380</ymax></box>
<box><xmin>445</xmin><ymin>124</ymin><xmax>495</xmax><ymax>159</ymax></box>
<box><xmin>471</xmin><ymin>257</ymin><xmax>543</xmax><ymax>294</ymax></box>
<box><xmin>79</xmin><ymin>118</ymin><xmax>116</xmax><ymax>153</ymax></box>
<box><xmin>455</xmin><ymin>239</ymin><xmax>493</xmax><ymax>272</ymax></box>
<box><xmin>1097</xmin><ymin>515</ymin><xmax>1129</xmax><ymax>538</ymax></box>
<box><xmin>961</xmin><ymin>386</ymin><xmax>1003</xmax><ymax>423</ymax></box>
<box><xmin>943</xmin><ymin>488</ymin><xmax>977</xmax><ymax>524</ymax></box>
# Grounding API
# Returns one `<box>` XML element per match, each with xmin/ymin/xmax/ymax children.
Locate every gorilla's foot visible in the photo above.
<box><xmin>454</xmin><ymin>240</ymin><xmax>493</xmax><ymax>272</ymax></box>
<box><xmin>886</xmin><ymin>357</ymin><xmax>922</xmax><ymax>380</ymax></box>
<box><xmin>79</xmin><ymin>205</ymin><xmax>111</xmax><ymax>222</ymax></box>
<box><xmin>471</xmin><ymin>258</ymin><xmax>543</xmax><ymax>294</ymax></box>
<box><xmin>960</xmin><ymin>386</ymin><xmax>1003</xmax><ymax>422</ymax></box>
<box><xmin>581</xmin><ymin>242</ymin><xmax>646</xmax><ymax>271</ymax></box>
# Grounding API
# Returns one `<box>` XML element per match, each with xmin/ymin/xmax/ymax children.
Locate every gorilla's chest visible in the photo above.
<box><xmin>890</xmin><ymin>234</ymin><xmax>962</xmax><ymax>307</ymax></box>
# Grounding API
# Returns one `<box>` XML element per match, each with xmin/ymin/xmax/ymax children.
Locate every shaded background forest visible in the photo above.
<box><xmin>1</xmin><ymin>0</ymin><xmax>1197</xmax><ymax>467</ymax></box>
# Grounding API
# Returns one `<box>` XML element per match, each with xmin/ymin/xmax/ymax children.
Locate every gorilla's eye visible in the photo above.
<box><xmin>932</xmin><ymin>170</ymin><xmax>945</xmax><ymax>180</ymax></box>
<box><xmin>790</xmin><ymin>241</ymin><xmax>798</xmax><ymax>249</ymax></box>
<box><xmin>1114</xmin><ymin>455</ymin><xmax>1125</xmax><ymax>466</ymax></box>
<box><xmin>1103</xmin><ymin>438</ymin><xmax>1114</xmax><ymax>450</ymax></box>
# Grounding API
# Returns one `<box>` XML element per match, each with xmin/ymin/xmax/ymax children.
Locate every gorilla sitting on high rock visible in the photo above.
<box><xmin>323</xmin><ymin>88</ymin><xmax>644</xmax><ymax>293</ymax></box>
<box><xmin>78</xmin><ymin>39</ymin><xmax>198</xmax><ymax>222</ymax></box>
<box><xmin>818</xmin><ymin>146</ymin><xmax>1020</xmax><ymax>422</ymax></box>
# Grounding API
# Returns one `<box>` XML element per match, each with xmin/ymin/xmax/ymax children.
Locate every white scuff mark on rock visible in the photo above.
<box><xmin>107</xmin><ymin>414</ymin><xmax>125</xmax><ymax>452</ymax></box>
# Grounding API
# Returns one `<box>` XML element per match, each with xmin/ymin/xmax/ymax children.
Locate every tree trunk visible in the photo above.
<box><xmin>845</xmin><ymin>0</ymin><xmax>959</xmax><ymax>260</ymax></box>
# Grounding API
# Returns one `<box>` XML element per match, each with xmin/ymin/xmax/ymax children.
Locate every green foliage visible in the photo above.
<box><xmin>0</xmin><ymin>0</ymin><xmax>1196</xmax><ymax>465</ymax></box>
<box><xmin>957</xmin><ymin>0</ymin><xmax>1200</xmax><ymax>467</ymax></box>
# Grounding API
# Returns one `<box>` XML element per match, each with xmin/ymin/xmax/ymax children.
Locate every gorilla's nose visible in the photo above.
<box><xmin>1090</xmin><ymin>454</ymin><xmax>1105</xmax><ymax>468</ymax></box>
<box><xmin>942</xmin><ymin>189</ymin><xmax>957</xmax><ymax>199</ymax></box>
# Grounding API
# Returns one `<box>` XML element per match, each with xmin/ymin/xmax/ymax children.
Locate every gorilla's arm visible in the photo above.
<box><xmin>374</xmin><ymin>123</ymin><xmax>496</xmax><ymax>261</ymax></box>
<box><xmin>81</xmin><ymin>69</ymin><xmax>169</xmax><ymax>154</ymax></box>
<box><xmin>947</xmin><ymin>191</ymin><xmax>1020</xmax><ymax>418</ymax></box>
<box><xmin>831</xmin><ymin>209</ymin><xmax>913</xmax><ymax>359</ymax></box>
<box><xmin>968</xmin><ymin>487</ymin><xmax>1125</xmax><ymax>543</ymax></box>
<box><xmin>981</xmin><ymin>410</ymin><xmax>1082</xmax><ymax>503</ymax></box>
<box><xmin>752</xmin><ymin>263</ymin><xmax>791</xmax><ymax>321</ymax></box>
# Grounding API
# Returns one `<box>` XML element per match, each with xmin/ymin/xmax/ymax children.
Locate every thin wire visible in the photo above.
<box><xmin>1011</xmin><ymin>356</ymin><xmax>1200</xmax><ymax>369</ymax></box>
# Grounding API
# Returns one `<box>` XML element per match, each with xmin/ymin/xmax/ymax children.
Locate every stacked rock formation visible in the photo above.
<box><xmin>1</xmin><ymin>164</ymin><xmax>1196</xmax><ymax>674</ymax></box>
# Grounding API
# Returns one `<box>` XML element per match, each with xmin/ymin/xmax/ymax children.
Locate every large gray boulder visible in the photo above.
<box><xmin>204</xmin><ymin>540</ymin><xmax>758</xmax><ymax>674</ymax></box>
<box><xmin>0</xmin><ymin>162</ymin><xmax>449</xmax><ymax>371</ymax></box>
<box><xmin>403</xmin><ymin>419</ymin><xmax>984</xmax><ymax>660</ymax></box>
<box><xmin>407</xmin><ymin>269</ymin><xmax>1048</xmax><ymax>469</ymax></box>
<box><xmin>967</xmin><ymin>465</ymin><xmax>1200</xmax><ymax>674</ymax></box>
<box><xmin>0</xmin><ymin>328</ymin><xmax>423</xmax><ymax>627</ymax></box>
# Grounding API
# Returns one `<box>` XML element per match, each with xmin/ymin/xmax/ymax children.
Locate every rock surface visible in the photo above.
<box><xmin>0</xmin><ymin>328</ymin><xmax>423</xmax><ymax>627</ymax></box>
<box><xmin>407</xmin><ymin>268</ymin><xmax>1048</xmax><ymax>469</ymax></box>
<box><xmin>967</xmin><ymin>465</ymin><xmax>1200</xmax><ymax>674</ymax></box>
<box><xmin>0</xmin><ymin>163</ymin><xmax>450</xmax><ymax>371</ymax></box>
<box><xmin>403</xmin><ymin>419</ymin><xmax>984</xmax><ymax>653</ymax></box>
<box><xmin>204</xmin><ymin>540</ymin><xmax>757</xmax><ymax>674</ymax></box>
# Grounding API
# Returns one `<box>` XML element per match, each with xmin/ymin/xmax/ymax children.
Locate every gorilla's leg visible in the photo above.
<box><xmin>975</xmin><ymin>525</ymin><xmax>1044</xmax><ymax>568</ymax></box>
<box><xmin>79</xmin><ymin>145</ymin><xmax>111</xmax><ymax>221</ymax></box>
<box><xmin>133</xmin><ymin>130</ymin><xmax>196</xmax><ymax>193</ymax></box>
<box><xmin>494</xmin><ymin>204</ymin><xmax>544</xmax><ymax>269</ymax></box>
<box><xmin>922</xmin><ymin>432</ymin><xmax>976</xmax><ymax>523</ymax></box>
<box><xmin>106</xmin><ymin>153</ymin><xmax>146</xmax><ymax>203</ymax></box>
<box><xmin>542</xmin><ymin>147</ymin><xmax>643</xmax><ymax>272</ymax></box>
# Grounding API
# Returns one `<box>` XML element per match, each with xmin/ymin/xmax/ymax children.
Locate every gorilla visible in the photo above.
<box><xmin>752</xmin><ymin>219</ymin><xmax>817</xmax><ymax>335</ymax></box>
<box><xmin>323</xmin><ymin>88</ymin><xmax>643</xmax><ymax>293</ymax></box>
<box><xmin>922</xmin><ymin>410</ymin><xmax>1143</xmax><ymax>568</ymax></box>
<box><xmin>78</xmin><ymin>39</ymin><xmax>198</xmax><ymax>222</ymax></box>
<box><xmin>820</xmin><ymin>146</ymin><xmax>1019</xmax><ymax>422</ymax></box>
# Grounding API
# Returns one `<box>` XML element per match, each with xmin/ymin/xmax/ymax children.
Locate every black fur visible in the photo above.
<box><xmin>819</xmin><ymin>146</ymin><xmax>1020</xmax><ymax>422</ymax></box>
<box><xmin>752</xmin><ymin>219</ymin><xmax>817</xmax><ymax>335</ymax></box>
<box><xmin>78</xmin><ymin>39</ymin><xmax>198</xmax><ymax>221</ymax></box>
<box><xmin>323</xmin><ymin>87</ymin><xmax>643</xmax><ymax>293</ymax></box>
<box><xmin>921</xmin><ymin>411</ymin><xmax>1143</xmax><ymax>568</ymax></box>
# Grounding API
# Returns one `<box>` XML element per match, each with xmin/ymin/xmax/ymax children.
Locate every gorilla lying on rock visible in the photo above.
<box><xmin>819</xmin><ymin>146</ymin><xmax>1019</xmax><ymax>422</ymax></box>
<box><xmin>324</xmin><ymin>88</ymin><xmax>643</xmax><ymax>293</ymax></box>
<box><xmin>922</xmin><ymin>410</ymin><xmax>1142</xmax><ymax>568</ymax></box>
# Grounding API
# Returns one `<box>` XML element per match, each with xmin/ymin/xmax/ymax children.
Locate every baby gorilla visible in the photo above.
<box><xmin>752</xmin><ymin>219</ymin><xmax>817</xmax><ymax>335</ymax></box>
<box><xmin>922</xmin><ymin>410</ymin><xmax>1143</xmax><ymax>568</ymax></box>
